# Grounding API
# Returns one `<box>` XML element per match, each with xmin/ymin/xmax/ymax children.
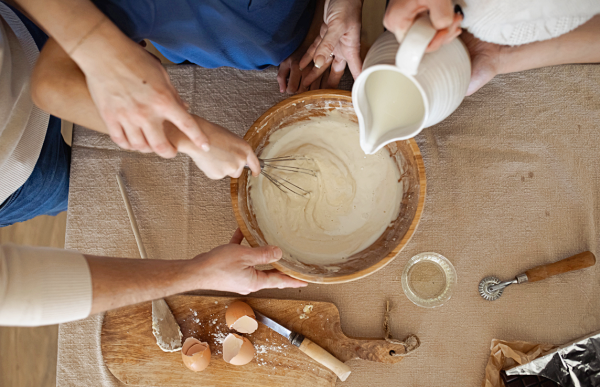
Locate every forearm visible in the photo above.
<box><xmin>498</xmin><ymin>15</ymin><xmax>600</xmax><ymax>75</ymax></box>
<box><xmin>32</xmin><ymin>38</ymin><xmax>256</xmax><ymax>178</ymax></box>
<box><xmin>31</xmin><ymin>39</ymin><xmax>108</xmax><ymax>134</ymax></box>
<box><xmin>1</xmin><ymin>239</ymin><xmax>304</xmax><ymax>326</ymax></box>
<box><xmin>86</xmin><ymin>255</ymin><xmax>201</xmax><ymax>315</ymax></box>
<box><xmin>12</xmin><ymin>0</ymin><xmax>133</xmax><ymax>69</ymax></box>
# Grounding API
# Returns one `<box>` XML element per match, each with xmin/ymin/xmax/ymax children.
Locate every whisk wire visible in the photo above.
<box><xmin>261</xmin><ymin>156</ymin><xmax>311</xmax><ymax>162</ymax></box>
<box><xmin>260</xmin><ymin>170</ymin><xmax>310</xmax><ymax>197</ymax></box>
<box><xmin>247</xmin><ymin>156</ymin><xmax>316</xmax><ymax>197</ymax></box>
<box><xmin>262</xmin><ymin>164</ymin><xmax>316</xmax><ymax>176</ymax></box>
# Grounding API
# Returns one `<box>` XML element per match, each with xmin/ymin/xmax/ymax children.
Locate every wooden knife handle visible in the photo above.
<box><xmin>525</xmin><ymin>251</ymin><xmax>596</xmax><ymax>282</ymax></box>
<box><xmin>298</xmin><ymin>338</ymin><xmax>351</xmax><ymax>382</ymax></box>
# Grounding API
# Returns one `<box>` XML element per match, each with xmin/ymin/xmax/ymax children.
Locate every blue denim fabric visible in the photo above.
<box><xmin>0</xmin><ymin>5</ymin><xmax>70</xmax><ymax>226</ymax></box>
<box><xmin>0</xmin><ymin>115</ymin><xmax>70</xmax><ymax>227</ymax></box>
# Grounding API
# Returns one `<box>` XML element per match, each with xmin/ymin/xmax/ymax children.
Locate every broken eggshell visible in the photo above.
<box><xmin>181</xmin><ymin>337</ymin><xmax>211</xmax><ymax>372</ymax></box>
<box><xmin>223</xmin><ymin>333</ymin><xmax>255</xmax><ymax>366</ymax></box>
<box><xmin>225</xmin><ymin>301</ymin><xmax>258</xmax><ymax>334</ymax></box>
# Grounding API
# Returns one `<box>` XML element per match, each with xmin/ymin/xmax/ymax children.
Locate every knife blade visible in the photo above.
<box><xmin>254</xmin><ymin>310</ymin><xmax>304</xmax><ymax>346</ymax></box>
<box><xmin>254</xmin><ymin>310</ymin><xmax>351</xmax><ymax>381</ymax></box>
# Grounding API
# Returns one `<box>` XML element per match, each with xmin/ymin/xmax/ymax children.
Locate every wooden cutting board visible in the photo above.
<box><xmin>102</xmin><ymin>295</ymin><xmax>416</xmax><ymax>386</ymax></box>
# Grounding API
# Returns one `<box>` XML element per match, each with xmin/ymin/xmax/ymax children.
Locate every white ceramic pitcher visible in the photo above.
<box><xmin>352</xmin><ymin>15</ymin><xmax>471</xmax><ymax>154</ymax></box>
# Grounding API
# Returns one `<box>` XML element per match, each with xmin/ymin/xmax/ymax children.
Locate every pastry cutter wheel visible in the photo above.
<box><xmin>479</xmin><ymin>251</ymin><xmax>596</xmax><ymax>301</ymax></box>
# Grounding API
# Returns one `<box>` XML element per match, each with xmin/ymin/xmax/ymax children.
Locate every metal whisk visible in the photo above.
<box><xmin>246</xmin><ymin>156</ymin><xmax>317</xmax><ymax>197</ymax></box>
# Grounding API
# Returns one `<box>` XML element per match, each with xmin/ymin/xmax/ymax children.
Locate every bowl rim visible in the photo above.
<box><xmin>230</xmin><ymin>89</ymin><xmax>427</xmax><ymax>284</ymax></box>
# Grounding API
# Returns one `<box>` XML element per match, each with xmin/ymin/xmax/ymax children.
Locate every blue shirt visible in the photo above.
<box><xmin>93</xmin><ymin>0</ymin><xmax>316</xmax><ymax>70</ymax></box>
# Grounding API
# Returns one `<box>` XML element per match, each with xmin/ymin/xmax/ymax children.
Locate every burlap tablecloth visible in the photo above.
<box><xmin>58</xmin><ymin>65</ymin><xmax>600</xmax><ymax>386</ymax></box>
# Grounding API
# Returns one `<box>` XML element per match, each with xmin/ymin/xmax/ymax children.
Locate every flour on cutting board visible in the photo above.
<box><xmin>255</xmin><ymin>340</ymin><xmax>292</xmax><ymax>367</ymax></box>
<box><xmin>185</xmin><ymin>308</ymin><xmax>292</xmax><ymax>362</ymax></box>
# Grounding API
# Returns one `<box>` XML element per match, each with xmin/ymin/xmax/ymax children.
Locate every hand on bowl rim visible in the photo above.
<box><xmin>192</xmin><ymin>228</ymin><xmax>308</xmax><ymax>295</ymax></box>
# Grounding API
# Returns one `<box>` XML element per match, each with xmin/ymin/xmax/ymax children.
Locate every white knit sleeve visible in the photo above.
<box><xmin>0</xmin><ymin>244</ymin><xmax>92</xmax><ymax>326</ymax></box>
<box><xmin>462</xmin><ymin>0</ymin><xmax>600</xmax><ymax>46</ymax></box>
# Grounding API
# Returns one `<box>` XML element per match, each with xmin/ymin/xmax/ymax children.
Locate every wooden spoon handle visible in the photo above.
<box><xmin>525</xmin><ymin>251</ymin><xmax>596</xmax><ymax>282</ymax></box>
<box><xmin>116</xmin><ymin>174</ymin><xmax>148</xmax><ymax>259</ymax></box>
<box><xmin>298</xmin><ymin>338</ymin><xmax>351</xmax><ymax>382</ymax></box>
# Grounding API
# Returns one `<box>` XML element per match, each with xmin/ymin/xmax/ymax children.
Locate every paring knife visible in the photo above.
<box><xmin>254</xmin><ymin>310</ymin><xmax>351</xmax><ymax>381</ymax></box>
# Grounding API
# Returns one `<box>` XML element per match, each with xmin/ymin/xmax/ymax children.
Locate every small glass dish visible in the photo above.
<box><xmin>401</xmin><ymin>252</ymin><xmax>457</xmax><ymax>308</ymax></box>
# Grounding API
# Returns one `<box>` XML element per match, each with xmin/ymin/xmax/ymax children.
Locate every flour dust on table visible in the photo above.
<box><xmin>249</xmin><ymin>111</ymin><xmax>403</xmax><ymax>266</ymax></box>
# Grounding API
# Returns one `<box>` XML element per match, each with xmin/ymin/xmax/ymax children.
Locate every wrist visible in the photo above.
<box><xmin>180</xmin><ymin>257</ymin><xmax>208</xmax><ymax>291</ymax></box>
<box><xmin>156</xmin><ymin>259</ymin><xmax>207</xmax><ymax>295</ymax></box>
<box><xmin>70</xmin><ymin>18</ymin><xmax>138</xmax><ymax>73</ymax></box>
<box><xmin>495</xmin><ymin>44</ymin><xmax>515</xmax><ymax>75</ymax></box>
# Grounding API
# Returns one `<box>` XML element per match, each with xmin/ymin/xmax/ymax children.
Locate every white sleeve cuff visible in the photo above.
<box><xmin>0</xmin><ymin>244</ymin><xmax>92</xmax><ymax>326</ymax></box>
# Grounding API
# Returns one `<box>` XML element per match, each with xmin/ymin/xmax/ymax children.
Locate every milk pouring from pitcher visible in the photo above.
<box><xmin>352</xmin><ymin>15</ymin><xmax>471</xmax><ymax>154</ymax></box>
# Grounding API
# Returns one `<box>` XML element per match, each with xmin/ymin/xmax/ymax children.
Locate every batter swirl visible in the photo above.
<box><xmin>250</xmin><ymin>111</ymin><xmax>403</xmax><ymax>265</ymax></box>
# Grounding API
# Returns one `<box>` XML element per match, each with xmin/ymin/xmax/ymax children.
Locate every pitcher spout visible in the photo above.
<box><xmin>359</xmin><ymin>132</ymin><xmax>382</xmax><ymax>155</ymax></box>
<box><xmin>353</xmin><ymin>68</ymin><xmax>427</xmax><ymax>155</ymax></box>
<box><xmin>359</xmin><ymin>120</ymin><xmax>423</xmax><ymax>155</ymax></box>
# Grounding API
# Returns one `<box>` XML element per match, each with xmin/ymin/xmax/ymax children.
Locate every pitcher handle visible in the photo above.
<box><xmin>395</xmin><ymin>14</ymin><xmax>437</xmax><ymax>75</ymax></box>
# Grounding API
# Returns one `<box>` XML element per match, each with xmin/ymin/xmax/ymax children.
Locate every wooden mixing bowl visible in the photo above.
<box><xmin>230</xmin><ymin>90</ymin><xmax>426</xmax><ymax>284</ymax></box>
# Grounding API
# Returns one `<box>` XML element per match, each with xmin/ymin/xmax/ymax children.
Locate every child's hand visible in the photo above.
<box><xmin>278</xmin><ymin>46</ymin><xmax>311</xmax><ymax>94</ymax></box>
<box><xmin>278</xmin><ymin>45</ymin><xmax>338</xmax><ymax>93</ymax></box>
<box><xmin>298</xmin><ymin>0</ymin><xmax>363</xmax><ymax>89</ymax></box>
<box><xmin>168</xmin><ymin>117</ymin><xmax>261</xmax><ymax>180</ymax></box>
<box><xmin>278</xmin><ymin>0</ymin><xmax>329</xmax><ymax>93</ymax></box>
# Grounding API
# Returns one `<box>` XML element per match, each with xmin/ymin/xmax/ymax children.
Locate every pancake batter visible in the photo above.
<box><xmin>249</xmin><ymin>111</ymin><xmax>403</xmax><ymax>265</ymax></box>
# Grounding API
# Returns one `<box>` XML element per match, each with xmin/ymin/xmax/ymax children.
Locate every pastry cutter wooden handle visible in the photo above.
<box><xmin>479</xmin><ymin>251</ymin><xmax>596</xmax><ymax>301</ymax></box>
